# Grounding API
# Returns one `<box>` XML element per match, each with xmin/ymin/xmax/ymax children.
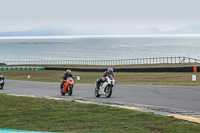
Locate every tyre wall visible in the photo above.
<box><xmin>45</xmin><ymin>66</ymin><xmax>200</xmax><ymax>72</ymax></box>
<box><xmin>0</xmin><ymin>67</ymin><xmax>44</xmax><ymax>70</ymax></box>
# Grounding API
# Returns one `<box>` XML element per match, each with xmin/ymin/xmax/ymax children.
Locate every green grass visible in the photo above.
<box><xmin>0</xmin><ymin>93</ymin><xmax>199</xmax><ymax>133</ymax></box>
<box><xmin>1</xmin><ymin>70</ymin><xmax>200</xmax><ymax>86</ymax></box>
<box><xmin>1</xmin><ymin>65</ymin><xmax>200</xmax><ymax>132</ymax></box>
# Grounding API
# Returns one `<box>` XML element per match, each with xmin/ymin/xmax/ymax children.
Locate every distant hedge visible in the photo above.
<box><xmin>0</xmin><ymin>63</ymin><xmax>6</xmax><ymax>65</ymax></box>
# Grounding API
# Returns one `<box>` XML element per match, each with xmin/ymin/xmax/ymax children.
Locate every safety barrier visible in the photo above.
<box><xmin>1</xmin><ymin>66</ymin><xmax>199</xmax><ymax>72</ymax></box>
<box><xmin>45</xmin><ymin>66</ymin><xmax>200</xmax><ymax>72</ymax></box>
<box><xmin>0</xmin><ymin>67</ymin><xmax>44</xmax><ymax>70</ymax></box>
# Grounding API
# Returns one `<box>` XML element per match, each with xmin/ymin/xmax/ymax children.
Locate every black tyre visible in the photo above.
<box><xmin>0</xmin><ymin>85</ymin><xmax>3</xmax><ymax>89</ymax></box>
<box><xmin>61</xmin><ymin>90</ymin><xmax>65</xmax><ymax>95</ymax></box>
<box><xmin>68</xmin><ymin>87</ymin><xmax>73</xmax><ymax>96</ymax></box>
<box><xmin>105</xmin><ymin>86</ymin><xmax>112</xmax><ymax>98</ymax></box>
<box><xmin>94</xmin><ymin>89</ymin><xmax>100</xmax><ymax>97</ymax></box>
<box><xmin>60</xmin><ymin>85</ymin><xmax>65</xmax><ymax>95</ymax></box>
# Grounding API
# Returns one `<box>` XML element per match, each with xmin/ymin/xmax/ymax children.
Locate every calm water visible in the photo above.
<box><xmin>0</xmin><ymin>35</ymin><xmax>200</xmax><ymax>61</ymax></box>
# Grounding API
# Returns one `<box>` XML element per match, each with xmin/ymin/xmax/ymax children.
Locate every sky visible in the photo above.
<box><xmin>0</xmin><ymin>0</ymin><xmax>200</xmax><ymax>32</ymax></box>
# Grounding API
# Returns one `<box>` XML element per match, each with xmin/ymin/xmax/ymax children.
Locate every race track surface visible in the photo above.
<box><xmin>1</xmin><ymin>80</ymin><xmax>200</xmax><ymax>115</ymax></box>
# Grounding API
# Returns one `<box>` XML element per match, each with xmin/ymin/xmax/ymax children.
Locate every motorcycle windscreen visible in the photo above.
<box><xmin>67</xmin><ymin>77</ymin><xmax>73</xmax><ymax>81</ymax></box>
<box><xmin>108</xmin><ymin>74</ymin><xmax>113</xmax><ymax>80</ymax></box>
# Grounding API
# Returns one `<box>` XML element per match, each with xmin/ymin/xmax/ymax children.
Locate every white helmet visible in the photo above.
<box><xmin>0</xmin><ymin>75</ymin><xmax>3</xmax><ymax>78</ymax></box>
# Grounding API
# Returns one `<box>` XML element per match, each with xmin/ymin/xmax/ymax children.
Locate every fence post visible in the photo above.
<box><xmin>171</xmin><ymin>57</ymin><xmax>172</xmax><ymax>63</ymax></box>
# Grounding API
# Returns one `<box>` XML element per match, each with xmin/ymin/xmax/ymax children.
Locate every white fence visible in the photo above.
<box><xmin>1</xmin><ymin>57</ymin><xmax>200</xmax><ymax>66</ymax></box>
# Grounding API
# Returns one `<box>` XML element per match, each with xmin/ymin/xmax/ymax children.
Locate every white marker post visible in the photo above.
<box><xmin>192</xmin><ymin>75</ymin><xmax>196</xmax><ymax>81</ymax></box>
<box><xmin>28</xmin><ymin>75</ymin><xmax>30</xmax><ymax>79</ymax></box>
<box><xmin>77</xmin><ymin>76</ymin><xmax>80</xmax><ymax>81</ymax></box>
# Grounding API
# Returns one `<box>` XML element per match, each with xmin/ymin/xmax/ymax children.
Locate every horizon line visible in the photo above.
<box><xmin>1</xmin><ymin>34</ymin><xmax>200</xmax><ymax>39</ymax></box>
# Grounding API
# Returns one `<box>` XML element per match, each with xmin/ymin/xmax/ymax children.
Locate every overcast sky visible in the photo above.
<box><xmin>0</xmin><ymin>0</ymin><xmax>200</xmax><ymax>32</ymax></box>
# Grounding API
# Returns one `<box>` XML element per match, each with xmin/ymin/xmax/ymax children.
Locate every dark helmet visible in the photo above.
<box><xmin>107</xmin><ymin>67</ymin><xmax>113</xmax><ymax>74</ymax></box>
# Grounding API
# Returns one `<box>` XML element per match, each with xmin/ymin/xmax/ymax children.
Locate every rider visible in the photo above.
<box><xmin>0</xmin><ymin>75</ymin><xmax>4</xmax><ymax>85</ymax></box>
<box><xmin>96</xmin><ymin>67</ymin><xmax>115</xmax><ymax>90</ymax></box>
<box><xmin>61</xmin><ymin>69</ymin><xmax>75</xmax><ymax>89</ymax></box>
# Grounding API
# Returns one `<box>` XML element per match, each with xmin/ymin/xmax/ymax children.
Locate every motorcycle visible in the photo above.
<box><xmin>0</xmin><ymin>79</ymin><xmax>4</xmax><ymax>89</ymax></box>
<box><xmin>60</xmin><ymin>77</ymin><xmax>75</xmax><ymax>96</ymax></box>
<box><xmin>94</xmin><ymin>75</ymin><xmax>115</xmax><ymax>98</ymax></box>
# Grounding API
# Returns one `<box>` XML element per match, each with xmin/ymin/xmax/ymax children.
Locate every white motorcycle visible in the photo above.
<box><xmin>0</xmin><ymin>80</ymin><xmax>4</xmax><ymax>89</ymax></box>
<box><xmin>94</xmin><ymin>75</ymin><xmax>115</xmax><ymax>98</ymax></box>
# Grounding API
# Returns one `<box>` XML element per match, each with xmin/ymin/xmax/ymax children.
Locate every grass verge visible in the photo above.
<box><xmin>1</xmin><ymin>70</ymin><xmax>200</xmax><ymax>86</ymax></box>
<box><xmin>0</xmin><ymin>93</ymin><xmax>200</xmax><ymax>133</ymax></box>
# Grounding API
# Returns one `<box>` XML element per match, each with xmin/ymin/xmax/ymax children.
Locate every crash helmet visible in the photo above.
<box><xmin>107</xmin><ymin>67</ymin><xmax>113</xmax><ymax>74</ymax></box>
<box><xmin>66</xmin><ymin>69</ymin><xmax>71</xmax><ymax>75</ymax></box>
<box><xmin>0</xmin><ymin>75</ymin><xmax>3</xmax><ymax>78</ymax></box>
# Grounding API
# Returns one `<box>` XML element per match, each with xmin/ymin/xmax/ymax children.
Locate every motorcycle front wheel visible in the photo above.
<box><xmin>94</xmin><ymin>89</ymin><xmax>100</xmax><ymax>97</ymax></box>
<box><xmin>61</xmin><ymin>89</ymin><xmax>65</xmax><ymax>95</ymax></box>
<box><xmin>105</xmin><ymin>86</ymin><xmax>112</xmax><ymax>98</ymax></box>
<box><xmin>61</xmin><ymin>85</ymin><xmax>65</xmax><ymax>95</ymax></box>
<box><xmin>0</xmin><ymin>85</ymin><xmax>3</xmax><ymax>90</ymax></box>
<box><xmin>68</xmin><ymin>87</ymin><xmax>73</xmax><ymax>96</ymax></box>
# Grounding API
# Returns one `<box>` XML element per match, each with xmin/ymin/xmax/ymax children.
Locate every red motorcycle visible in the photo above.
<box><xmin>61</xmin><ymin>77</ymin><xmax>75</xmax><ymax>96</ymax></box>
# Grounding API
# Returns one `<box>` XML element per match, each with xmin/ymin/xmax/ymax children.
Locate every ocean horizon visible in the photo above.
<box><xmin>1</xmin><ymin>34</ymin><xmax>200</xmax><ymax>62</ymax></box>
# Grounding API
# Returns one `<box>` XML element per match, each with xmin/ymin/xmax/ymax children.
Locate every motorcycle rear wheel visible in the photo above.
<box><xmin>105</xmin><ymin>86</ymin><xmax>112</xmax><ymax>98</ymax></box>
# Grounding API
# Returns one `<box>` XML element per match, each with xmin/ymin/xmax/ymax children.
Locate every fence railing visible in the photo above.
<box><xmin>1</xmin><ymin>57</ymin><xmax>200</xmax><ymax>66</ymax></box>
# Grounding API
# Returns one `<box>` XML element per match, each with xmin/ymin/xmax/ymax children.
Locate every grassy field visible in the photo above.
<box><xmin>1</xmin><ymin>70</ymin><xmax>200</xmax><ymax>86</ymax></box>
<box><xmin>1</xmin><ymin>65</ymin><xmax>200</xmax><ymax>132</ymax></box>
<box><xmin>0</xmin><ymin>93</ymin><xmax>200</xmax><ymax>133</ymax></box>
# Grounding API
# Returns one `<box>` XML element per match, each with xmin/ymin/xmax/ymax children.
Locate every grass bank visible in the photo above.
<box><xmin>1</xmin><ymin>70</ymin><xmax>200</xmax><ymax>86</ymax></box>
<box><xmin>0</xmin><ymin>93</ymin><xmax>199</xmax><ymax>133</ymax></box>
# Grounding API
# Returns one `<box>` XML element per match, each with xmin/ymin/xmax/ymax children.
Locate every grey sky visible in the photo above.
<box><xmin>0</xmin><ymin>0</ymin><xmax>200</xmax><ymax>32</ymax></box>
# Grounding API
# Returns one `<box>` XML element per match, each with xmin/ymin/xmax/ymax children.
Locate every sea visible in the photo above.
<box><xmin>0</xmin><ymin>34</ymin><xmax>200</xmax><ymax>62</ymax></box>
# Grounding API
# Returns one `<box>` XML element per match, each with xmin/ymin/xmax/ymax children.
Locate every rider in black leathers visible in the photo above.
<box><xmin>60</xmin><ymin>69</ymin><xmax>75</xmax><ymax>89</ymax></box>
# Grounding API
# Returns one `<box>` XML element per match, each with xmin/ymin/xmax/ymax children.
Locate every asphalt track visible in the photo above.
<box><xmin>1</xmin><ymin>80</ymin><xmax>200</xmax><ymax>116</ymax></box>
